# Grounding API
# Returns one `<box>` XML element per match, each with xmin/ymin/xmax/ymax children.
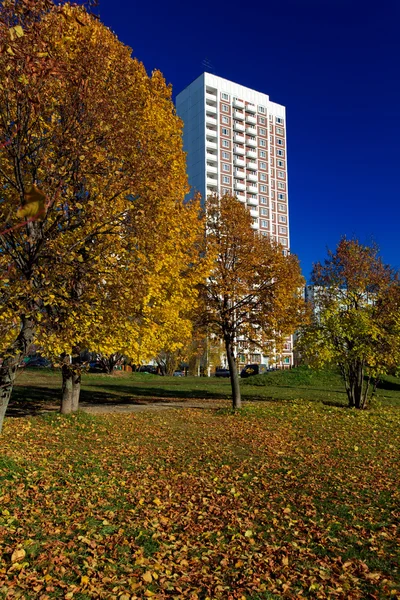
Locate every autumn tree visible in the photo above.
<box><xmin>0</xmin><ymin>0</ymin><xmax>199</xmax><ymax>429</ymax></box>
<box><xmin>297</xmin><ymin>238</ymin><xmax>400</xmax><ymax>409</ymax></box>
<box><xmin>201</xmin><ymin>194</ymin><xmax>306</xmax><ymax>409</ymax></box>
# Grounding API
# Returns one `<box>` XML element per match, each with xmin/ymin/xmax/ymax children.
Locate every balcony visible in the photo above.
<box><xmin>247</xmin><ymin>184</ymin><xmax>258</xmax><ymax>194</ymax></box>
<box><xmin>233</xmin><ymin>110</ymin><xmax>245</xmax><ymax>120</ymax></box>
<box><xmin>206</xmin><ymin>91</ymin><xmax>217</xmax><ymax>102</ymax></box>
<box><xmin>206</xmin><ymin>127</ymin><xmax>217</xmax><ymax>138</ymax></box>
<box><xmin>246</xmin><ymin>126</ymin><xmax>257</xmax><ymax>136</ymax></box>
<box><xmin>235</xmin><ymin>169</ymin><xmax>245</xmax><ymax>179</ymax></box>
<box><xmin>206</xmin><ymin>103</ymin><xmax>217</xmax><ymax>114</ymax></box>
<box><xmin>247</xmin><ymin>197</ymin><xmax>258</xmax><ymax>206</ymax></box>
<box><xmin>246</xmin><ymin>149</ymin><xmax>257</xmax><ymax>159</ymax></box>
<box><xmin>206</xmin><ymin>165</ymin><xmax>217</xmax><ymax>174</ymax></box>
<box><xmin>247</xmin><ymin>161</ymin><xmax>257</xmax><ymax>170</ymax></box>
<box><xmin>234</xmin><ymin>157</ymin><xmax>245</xmax><ymax>167</ymax></box>
<box><xmin>251</xmin><ymin>220</ymin><xmax>259</xmax><ymax>229</ymax></box>
<box><xmin>246</xmin><ymin>138</ymin><xmax>257</xmax><ymax>148</ymax></box>
<box><xmin>234</xmin><ymin>181</ymin><xmax>246</xmax><ymax>191</ymax></box>
<box><xmin>234</xmin><ymin>146</ymin><xmax>245</xmax><ymax>155</ymax></box>
<box><xmin>206</xmin><ymin>139</ymin><xmax>217</xmax><ymax>150</ymax></box>
<box><xmin>233</xmin><ymin>98</ymin><xmax>245</xmax><ymax>109</ymax></box>
<box><xmin>236</xmin><ymin>193</ymin><xmax>246</xmax><ymax>202</ymax></box>
<box><xmin>234</xmin><ymin>133</ymin><xmax>245</xmax><ymax>144</ymax></box>
<box><xmin>247</xmin><ymin>173</ymin><xmax>257</xmax><ymax>183</ymax></box>
<box><xmin>246</xmin><ymin>103</ymin><xmax>256</xmax><ymax>113</ymax></box>
<box><xmin>207</xmin><ymin>176</ymin><xmax>218</xmax><ymax>187</ymax></box>
<box><xmin>246</xmin><ymin>115</ymin><xmax>257</xmax><ymax>125</ymax></box>
<box><xmin>233</xmin><ymin>122</ymin><xmax>245</xmax><ymax>132</ymax></box>
<box><xmin>206</xmin><ymin>114</ymin><xmax>217</xmax><ymax>126</ymax></box>
<box><xmin>250</xmin><ymin>208</ymin><xmax>259</xmax><ymax>218</ymax></box>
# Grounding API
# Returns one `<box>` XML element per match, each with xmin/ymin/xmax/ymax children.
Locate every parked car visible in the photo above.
<box><xmin>173</xmin><ymin>370</ymin><xmax>185</xmax><ymax>377</ymax></box>
<box><xmin>215</xmin><ymin>367</ymin><xmax>230</xmax><ymax>378</ymax></box>
<box><xmin>22</xmin><ymin>356</ymin><xmax>52</xmax><ymax>368</ymax></box>
<box><xmin>240</xmin><ymin>363</ymin><xmax>268</xmax><ymax>378</ymax></box>
<box><xmin>139</xmin><ymin>365</ymin><xmax>157</xmax><ymax>374</ymax></box>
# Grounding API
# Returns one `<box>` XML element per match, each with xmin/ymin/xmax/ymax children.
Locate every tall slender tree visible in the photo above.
<box><xmin>201</xmin><ymin>194</ymin><xmax>306</xmax><ymax>409</ymax></box>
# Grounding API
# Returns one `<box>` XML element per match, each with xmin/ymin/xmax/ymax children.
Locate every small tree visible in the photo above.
<box><xmin>201</xmin><ymin>194</ymin><xmax>306</xmax><ymax>409</ymax></box>
<box><xmin>297</xmin><ymin>238</ymin><xmax>400</xmax><ymax>409</ymax></box>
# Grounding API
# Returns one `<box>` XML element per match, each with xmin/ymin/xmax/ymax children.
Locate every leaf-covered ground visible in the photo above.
<box><xmin>1</xmin><ymin>403</ymin><xmax>399</xmax><ymax>599</ymax></box>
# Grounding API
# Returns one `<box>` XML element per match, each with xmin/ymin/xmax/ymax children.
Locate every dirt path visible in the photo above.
<box><xmin>80</xmin><ymin>398</ymin><xmax>230</xmax><ymax>414</ymax></box>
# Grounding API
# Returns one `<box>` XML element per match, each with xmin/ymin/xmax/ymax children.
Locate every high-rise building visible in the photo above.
<box><xmin>176</xmin><ymin>72</ymin><xmax>289</xmax><ymax>251</ymax></box>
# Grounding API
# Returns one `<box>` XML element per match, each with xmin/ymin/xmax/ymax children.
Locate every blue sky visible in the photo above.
<box><xmin>95</xmin><ymin>0</ymin><xmax>400</xmax><ymax>280</ymax></box>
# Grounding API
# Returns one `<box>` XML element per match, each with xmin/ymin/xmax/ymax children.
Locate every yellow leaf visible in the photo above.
<box><xmin>142</xmin><ymin>571</ymin><xmax>152</xmax><ymax>583</ymax></box>
<box><xmin>144</xmin><ymin>591</ymin><xmax>155</xmax><ymax>597</ymax></box>
<box><xmin>244</xmin><ymin>530</ymin><xmax>253</xmax><ymax>538</ymax></box>
<box><xmin>11</xmin><ymin>548</ymin><xmax>26</xmax><ymax>563</ymax></box>
<box><xmin>153</xmin><ymin>498</ymin><xmax>161</xmax><ymax>506</ymax></box>
<box><xmin>282</xmin><ymin>555</ymin><xmax>289</xmax><ymax>566</ymax></box>
<box><xmin>81</xmin><ymin>575</ymin><xmax>89</xmax><ymax>585</ymax></box>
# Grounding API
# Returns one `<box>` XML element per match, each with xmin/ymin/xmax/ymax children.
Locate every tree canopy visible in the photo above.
<box><xmin>200</xmin><ymin>194</ymin><xmax>306</xmax><ymax>409</ymax></box>
<box><xmin>297</xmin><ymin>238</ymin><xmax>400</xmax><ymax>409</ymax></box>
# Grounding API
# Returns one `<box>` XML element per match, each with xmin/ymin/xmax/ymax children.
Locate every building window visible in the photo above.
<box><xmin>259</xmin><ymin>116</ymin><xmax>266</xmax><ymax>124</ymax></box>
<box><xmin>221</xmin><ymin>92</ymin><xmax>230</xmax><ymax>101</ymax></box>
<box><xmin>260</xmin><ymin>219</ymin><xmax>268</xmax><ymax>228</ymax></box>
<box><xmin>222</xmin><ymin>187</ymin><xmax>230</xmax><ymax>195</ymax></box>
<box><xmin>276</xmin><ymin>117</ymin><xmax>284</xmax><ymax>124</ymax></box>
<box><xmin>259</xmin><ymin>139</ymin><xmax>266</xmax><ymax>147</ymax></box>
<box><xmin>279</xmin><ymin>225</ymin><xmax>287</xmax><ymax>234</ymax></box>
<box><xmin>276</xmin><ymin>127</ymin><xmax>284</xmax><ymax>135</ymax></box>
<box><xmin>277</xmin><ymin>159</ymin><xmax>284</xmax><ymax>167</ymax></box>
<box><xmin>250</xmin><ymin>353</ymin><xmax>261</xmax><ymax>362</ymax></box>
<box><xmin>221</xmin><ymin>127</ymin><xmax>229</xmax><ymax>136</ymax></box>
<box><xmin>277</xmin><ymin>182</ymin><xmax>285</xmax><ymax>190</ymax></box>
<box><xmin>278</xmin><ymin>215</ymin><xmax>287</xmax><ymax>223</ymax></box>
<box><xmin>259</xmin><ymin>150</ymin><xmax>267</xmax><ymax>158</ymax></box>
<box><xmin>259</xmin><ymin>184</ymin><xmax>267</xmax><ymax>193</ymax></box>
<box><xmin>222</xmin><ymin>163</ymin><xmax>230</xmax><ymax>172</ymax></box>
<box><xmin>277</xmin><ymin>170</ymin><xmax>285</xmax><ymax>179</ymax></box>
<box><xmin>258</xmin><ymin>106</ymin><xmax>266</xmax><ymax>114</ymax></box>
<box><xmin>271</xmin><ymin>191</ymin><xmax>275</xmax><ymax>199</ymax></box>
<box><xmin>259</xmin><ymin>127</ymin><xmax>267</xmax><ymax>136</ymax></box>
<box><xmin>260</xmin><ymin>207</ymin><xmax>268</xmax><ymax>216</ymax></box>
<box><xmin>222</xmin><ymin>175</ymin><xmax>230</xmax><ymax>184</ymax></box>
<box><xmin>222</xmin><ymin>116</ymin><xmax>229</xmax><ymax>124</ymax></box>
<box><xmin>278</xmin><ymin>193</ymin><xmax>286</xmax><ymax>200</ymax></box>
<box><xmin>277</xmin><ymin>138</ymin><xmax>284</xmax><ymax>146</ymax></box>
<box><xmin>278</xmin><ymin>203</ymin><xmax>286</xmax><ymax>212</ymax></box>
<box><xmin>279</xmin><ymin>237</ymin><xmax>288</xmax><ymax>246</ymax></box>
<box><xmin>277</xmin><ymin>149</ymin><xmax>284</xmax><ymax>156</ymax></box>
<box><xmin>260</xmin><ymin>196</ymin><xmax>268</xmax><ymax>205</ymax></box>
<box><xmin>221</xmin><ymin>104</ymin><xmax>229</xmax><ymax>113</ymax></box>
<box><xmin>222</xmin><ymin>139</ymin><xmax>230</xmax><ymax>148</ymax></box>
<box><xmin>260</xmin><ymin>173</ymin><xmax>267</xmax><ymax>181</ymax></box>
<box><xmin>222</xmin><ymin>151</ymin><xmax>230</xmax><ymax>159</ymax></box>
<box><xmin>259</xmin><ymin>161</ymin><xmax>267</xmax><ymax>170</ymax></box>
<box><xmin>270</xmin><ymin>136</ymin><xmax>273</xmax><ymax>143</ymax></box>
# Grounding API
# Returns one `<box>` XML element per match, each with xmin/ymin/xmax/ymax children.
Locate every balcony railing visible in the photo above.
<box><xmin>246</xmin><ymin>149</ymin><xmax>257</xmax><ymax>158</ymax></box>
<box><xmin>246</xmin><ymin>138</ymin><xmax>257</xmax><ymax>148</ymax></box>
<box><xmin>245</xmin><ymin>103</ymin><xmax>256</xmax><ymax>113</ymax></box>
<box><xmin>250</xmin><ymin>208</ymin><xmax>259</xmax><ymax>218</ymax></box>
<box><xmin>236</xmin><ymin>193</ymin><xmax>246</xmax><ymax>202</ymax></box>
<box><xmin>246</xmin><ymin>115</ymin><xmax>257</xmax><ymax>125</ymax></box>
<box><xmin>233</xmin><ymin>122</ymin><xmax>245</xmax><ymax>132</ymax></box>
<box><xmin>247</xmin><ymin>197</ymin><xmax>258</xmax><ymax>206</ymax></box>
<box><xmin>247</xmin><ymin>161</ymin><xmax>257</xmax><ymax>170</ymax></box>
<box><xmin>247</xmin><ymin>173</ymin><xmax>257</xmax><ymax>183</ymax></box>
<box><xmin>234</xmin><ymin>181</ymin><xmax>246</xmax><ymax>191</ymax></box>
<box><xmin>247</xmin><ymin>184</ymin><xmax>258</xmax><ymax>194</ymax></box>
<box><xmin>246</xmin><ymin>126</ymin><xmax>257</xmax><ymax>136</ymax></box>
<box><xmin>233</xmin><ymin>110</ymin><xmax>245</xmax><ymax>120</ymax></box>
<box><xmin>233</xmin><ymin>98</ymin><xmax>245</xmax><ymax>109</ymax></box>
<box><xmin>234</xmin><ymin>134</ymin><xmax>245</xmax><ymax>143</ymax></box>
<box><xmin>234</xmin><ymin>157</ymin><xmax>245</xmax><ymax>167</ymax></box>
<box><xmin>234</xmin><ymin>146</ymin><xmax>245</xmax><ymax>155</ymax></box>
<box><xmin>235</xmin><ymin>169</ymin><xmax>245</xmax><ymax>179</ymax></box>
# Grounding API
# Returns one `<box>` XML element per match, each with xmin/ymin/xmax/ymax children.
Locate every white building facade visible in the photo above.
<box><xmin>176</xmin><ymin>72</ymin><xmax>289</xmax><ymax>249</ymax></box>
<box><xmin>176</xmin><ymin>73</ymin><xmax>292</xmax><ymax>368</ymax></box>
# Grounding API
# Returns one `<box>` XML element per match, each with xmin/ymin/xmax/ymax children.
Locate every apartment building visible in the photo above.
<box><xmin>176</xmin><ymin>73</ymin><xmax>292</xmax><ymax>368</ymax></box>
<box><xmin>176</xmin><ymin>72</ymin><xmax>289</xmax><ymax>250</ymax></box>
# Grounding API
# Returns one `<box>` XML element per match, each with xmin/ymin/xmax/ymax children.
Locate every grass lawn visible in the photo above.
<box><xmin>0</xmin><ymin>403</ymin><xmax>399</xmax><ymax>598</ymax></box>
<box><xmin>1</xmin><ymin>369</ymin><xmax>399</xmax><ymax>598</ymax></box>
<box><xmin>8</xmin><ymin>366</ymin><xmax>400</xmax><ymax>417</ymax></box>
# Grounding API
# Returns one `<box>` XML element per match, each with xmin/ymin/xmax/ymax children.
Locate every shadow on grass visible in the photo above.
<box><xmin>90</xmin><ymin>383</ymin><xmax>231</xmax><ymax>401</ymax></box>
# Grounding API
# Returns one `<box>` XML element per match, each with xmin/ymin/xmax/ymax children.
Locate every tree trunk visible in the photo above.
<box><xmin>225</xmin><ymin>336</ymin><xmax>241</xmax><ymax>410</ymax></box>
<box><xmin>61</xmin><ymin>365</ymin><xmax>81</xmax><ymax>414</ymax></box>
<box><xmin>0</xmin><ymin>316</ymin><xmax>35</xmax><ymax>434</ymax></box>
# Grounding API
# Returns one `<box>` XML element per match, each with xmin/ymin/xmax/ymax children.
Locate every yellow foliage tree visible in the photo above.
<box><xmin>0</xmin><ymin>0</ymin><xmax>203</xmax><ymax>428</ymax></box>
<box><xmin>201</xmin><ymin>194</ymin><xmax>306</xmax><ymax>409</ymax></box>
